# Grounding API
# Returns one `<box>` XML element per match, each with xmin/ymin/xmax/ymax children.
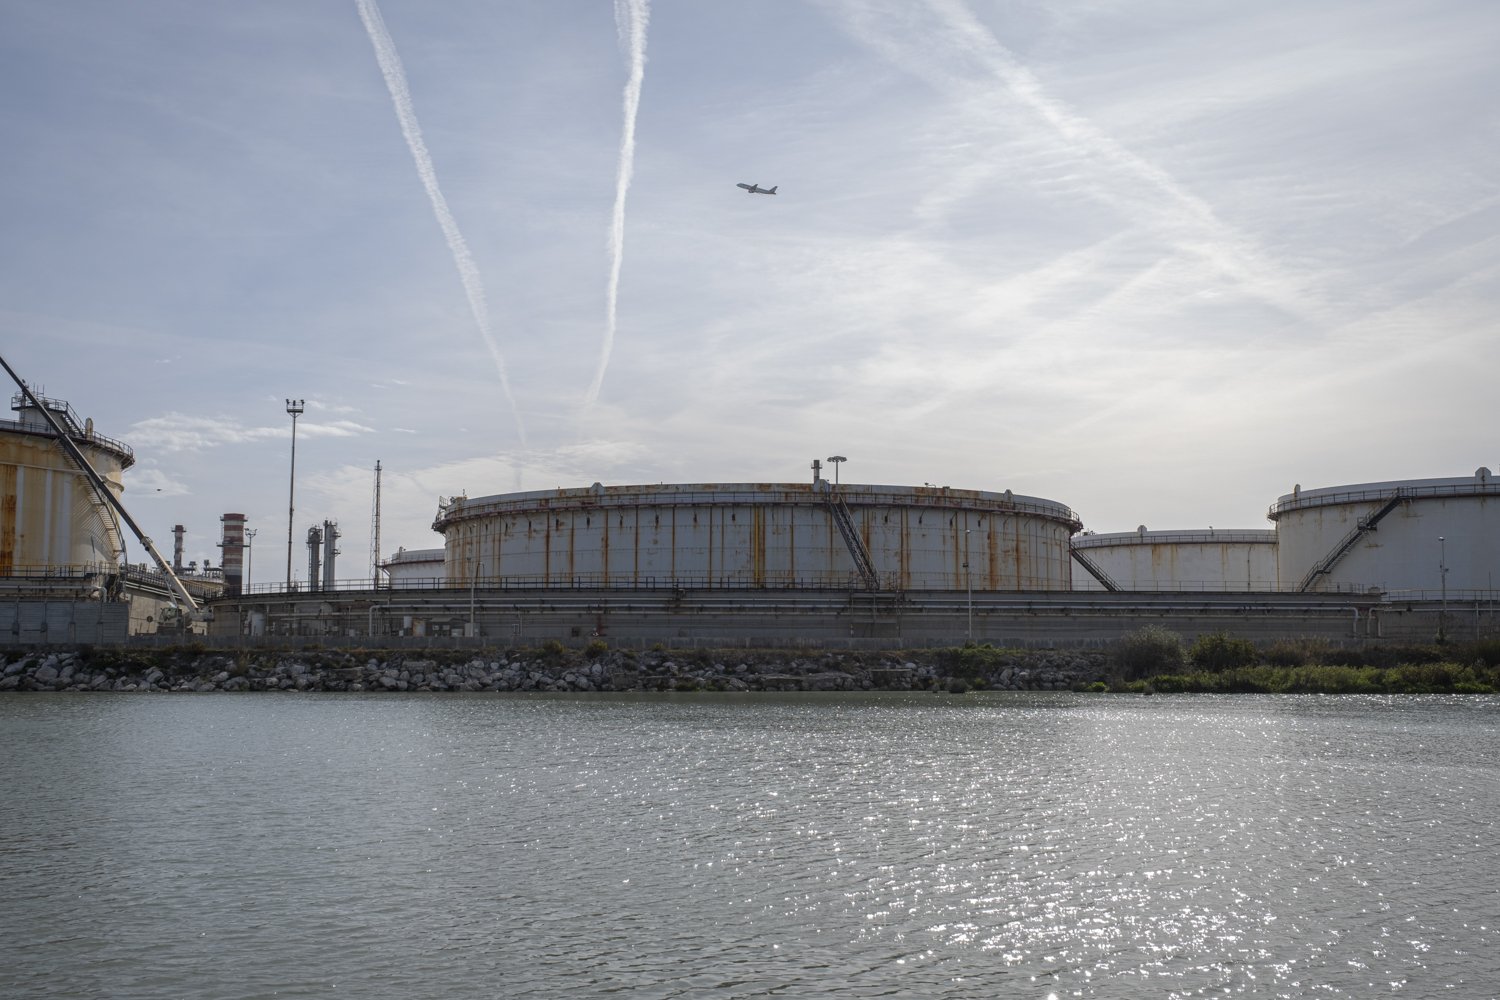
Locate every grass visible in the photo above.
<box><xmin>1129</xmin><ymin>661</ymin><xmax>1500</xmax><ymax>694</ymax></box>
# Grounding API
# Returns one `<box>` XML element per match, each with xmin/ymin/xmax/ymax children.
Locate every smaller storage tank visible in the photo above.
<box><xmin>1270</xmin><ymin>469</ymin><xmax>1500</xmax><ymax>595</ymax></box>
<box><xmin>1071</xmin><ymin>527</ymin><xmax>1278</xmax><ymax>591</ymax></box>
<box><xmin>384</xmin><ymin>547</ymin><xmax>445</xmax><ymax>588</ymax></box>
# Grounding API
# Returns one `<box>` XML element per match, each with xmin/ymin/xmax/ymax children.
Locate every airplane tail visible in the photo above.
<box><xmin>768</xmin><ymin>186</ymin><xmax>777</xmax><ymax>194</ymax></box>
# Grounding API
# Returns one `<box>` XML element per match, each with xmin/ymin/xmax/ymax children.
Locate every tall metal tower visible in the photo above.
<box><xmin>370</xmin><ymin>459</ymin><xmax>386</xmax><ymax>589</ymax></box>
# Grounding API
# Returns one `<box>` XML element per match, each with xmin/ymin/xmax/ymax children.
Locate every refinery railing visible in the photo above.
<box><xmin>232</xmin><ymin>574</ymin><xmax>1408</xmax><ymax>598</ymax></box>
<box><xmin>3</xmin><ymin>392</ymin><xmax>136</xmax><ymax>464</ymax></box>
<box><xmin>434</xmin><ymin>484</ymin><xmax>1081</xmax><ymax>529</ymax></box>
<box><xmin>241</xmin><ymin>571</ymin><xmax>955</xmax><ymax>595</ymax></box>
<box><xmin>1073</xmin><ymin>530</ymin><xmax>1276</xmax><ymax>546</ymax></box>
<box><xmin>1267</xmin><ymin>480</ymin><xmax>1500</xmax><ymax>518</ymax></box>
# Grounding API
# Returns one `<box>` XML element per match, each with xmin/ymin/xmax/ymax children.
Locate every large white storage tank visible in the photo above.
<box><xmin>432</xmin><ymin>481</ymin><xmax>1082</xmax><ymax>591</ymax></box>
<box><xmin>0</xmin><ymin>393</ymin><xmax>132</xmax><ymax>574</ymax></box>
<box><xmin>1270</xmin><ymin>469</ymin><xmax>1500</xmax><ymax>595</ymax></box>
<box><xmin>1071</xmin><ymin>527</ymin><xmax>1279</xmax><ymax>591</ymax></box>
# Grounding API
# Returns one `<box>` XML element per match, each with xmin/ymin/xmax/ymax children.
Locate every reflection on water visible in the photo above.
<box><xmin>2</xmin><ymin>692</ymin><xmax>1496</xmax><ymax>998</ymax></box>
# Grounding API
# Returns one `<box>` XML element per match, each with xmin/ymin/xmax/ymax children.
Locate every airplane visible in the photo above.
<box><xmin>736</xmin><ymin>182</ymin><xmax>777</xmax><ymax>195</ymax></box>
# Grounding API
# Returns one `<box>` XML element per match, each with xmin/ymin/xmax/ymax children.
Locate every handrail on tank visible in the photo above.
<box><xmin>0</xmin><ymin>408</ymin><xmax>136</xmax><ymax>467</ymax></box>
<box><xmin>433</xmin><ymin>485</ymin><xmax>1081</xmax><ymax>531</ymax></box>
<box><xmin>1267</xmin><ymin>480</ymin><xmax>1500</xmax><ymax>519</ymax></box>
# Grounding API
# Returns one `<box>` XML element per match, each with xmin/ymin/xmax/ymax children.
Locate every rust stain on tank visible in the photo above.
<box><xmin>546</xmin><ymin>512</ymin><xmax>558</xmax><ymax>581</ymax></box>
<box><xmin>0</xmin><ymin>476</ymin><xmax>14</xmax><ymax>574</ymax></box>
<box><xmin>751</xmin><ymin>506</ymin><xmax>765</xmax><ymax>586</ymax></box>
<box><xmin>987</xmin><ymin>523</ymin><xmax>1000</xmax><ymax>587</ymax></box>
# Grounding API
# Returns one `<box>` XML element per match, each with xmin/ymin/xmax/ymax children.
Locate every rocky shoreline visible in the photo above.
<box><xmin>0</xmin><ymin>646</ymin><xmax>1108</xmax><ymax>694</ymax></box>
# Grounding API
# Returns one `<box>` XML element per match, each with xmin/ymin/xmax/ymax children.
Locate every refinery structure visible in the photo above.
<box><xmin>3</xmin><ymin>365</ymin><xmax>1496</xmax><ymax>647</ymax></box>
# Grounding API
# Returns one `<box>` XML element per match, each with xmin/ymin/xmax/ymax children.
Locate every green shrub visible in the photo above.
<box><xmin>1189</xmin><ymin>631</ymin><xmax>1259</xmax><ymax>671</ymax></box>
<box><xmin>1455</xmin><ymin>639</ymin><xmax>1500</xmax><ymax>667</ymax></box>
<box><xmin>1110</xmin><ymin>625</ymin><xmax>1186</xmax><ymax>679</ymax></box>
<box><xmin>933</xmin><ymin>643</ymin><xmax>1014</xmax><ymax>680</ymax></box>
<box><xmin>584</xmin><ymin>638</ymin><xmax>608</xmax><ymax>658</ymax></box>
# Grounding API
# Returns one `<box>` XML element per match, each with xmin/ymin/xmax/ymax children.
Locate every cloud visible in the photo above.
<box><xmin>128</xmin><ymin>465</ymin><xmax>191</xmax><ymax>497</ymax></box>
<box><xmin>819</xmin><ymin>0</ymin><xmax>1329</xmax><ymax>328</ymax></box>
<box><xmin>127</xmin><ymin>413</ymin><xmax>372</xmax><ymax>451</ymax></box>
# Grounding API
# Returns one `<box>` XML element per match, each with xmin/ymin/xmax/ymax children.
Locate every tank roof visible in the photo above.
<box><xmin>435</xmin><ymin>481</ymin><xmax>1081</xmax><ymax>532</ymax></box>
<box><xmin>1074</xmin><ymin>528</ymin><xmax>1276</xmax><ymax>548</ymax></box>
<box><xmin>1268</xmin><ymin>469</ymin><xmax>1500</xmax><ymax>519</ymax></box>
<box><xmin>4</xmin><ymin>392</ymin><xmax>134</xmax><ymax>468</ymax></box>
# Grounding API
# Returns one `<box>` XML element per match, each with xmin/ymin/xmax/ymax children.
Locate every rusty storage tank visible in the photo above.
<box><xmin>1071</xmin><ymin>527</ymin><xmax>1279</xmax><ymax>591</ymax></box>
<box><xmin>0</xmin><ymin>392</ymin><xmax>133</xmax><ymax>574</ymax></box>
<box><xmin>1270</xmin><ymin>469</ymin><xmax>1500</xmax><ymax>594</ymax></box>
<box><xmin>431</xmin><ymin>481</ymin><xmax>1082</xmax><ymax>591</ymax></box>
<box><xmin>383</xmin><ymin>546</ymin><xmax>445</xmax><ymax>587</ymax></box>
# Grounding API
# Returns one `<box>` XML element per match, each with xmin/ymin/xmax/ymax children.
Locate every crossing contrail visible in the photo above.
<box><xmin>584</xmin><ymin>0</ymin><xmax>651</xmax><ymax>409</ymax></box>
<box><xmin>355</xmin><ymin>0</ymin><xmax>528</xmax><ymax>448</ymax></box>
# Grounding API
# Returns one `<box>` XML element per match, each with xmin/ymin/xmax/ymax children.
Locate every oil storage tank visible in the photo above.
<box><xmin>432</xmin><ymin>481</ymin><xmax>1082</xmax><ymax>591</ymax></box>
<box><xmin>0</xmin><ymin>392</ymin><xmax>133</xmax><ymax>574</ymax></box>
<box><xmin>1270</xmin><ymin>469</ymin><xmax>1500</xmax><ymax>594</ymax></box>
<box><xmin>1071</xmin><ymin>527</ymin><xmax>1278</xmax><ymax>591</ymax></box>
<box><xmin>384</xmin><ymin>547</ymin><xmax>445</xmax><ymax>587</ymax></box>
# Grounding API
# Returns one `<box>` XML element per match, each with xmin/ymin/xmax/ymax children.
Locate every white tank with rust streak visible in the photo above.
<box><xmin>1071</xmin><ymin>527</ymin><xmax>1279</xmax><ymax>592</ymax></box>
<box><xmin>432</xmin><ymin>482</ymin><xmax>1082</xmax><ymax>591</ymax></box>
<box><xmin>383</xmin><ymin>546</ymin><xmax>445</xmax><ymax>588</ymax></box>
<box><xmin>1270</xmin><ymin>469</ymin><xmax>1500</xmax><ymax>595</ymax></box>
<box><xmin>0</xmin><ymin>394</ymin><xmax>134</xmax><ymax>574</ymax></box>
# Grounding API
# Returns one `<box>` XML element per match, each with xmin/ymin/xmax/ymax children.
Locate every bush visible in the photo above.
<box><xmin>1110</xmin><ymin>625</ymin><xmax>1186</xmax><ymax>679</ymax></box>
<box><xmin>1189</xmin><ymin>631</ymin><xmax>1259</xmax><ymax>671</ymax></box>
<box><xmin>934</xmin><ymin>643</ymin><xmax>1012</xmax><ymax>680</ymax></box>
<box><xmin>1455</xmin><ymin>639</ymin><xmax>1500</xmax><ymax>668</ymax></box>
<box><xmin>584</xmin><ymin>638</ymin><xmax>608</xmax><ymax>658</ymax></box>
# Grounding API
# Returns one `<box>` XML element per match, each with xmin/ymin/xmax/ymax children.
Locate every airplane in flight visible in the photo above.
<box><xmin>736</xmin><ymin>182</ymin><xmax>778</xmax><ymax>195</ymax></box>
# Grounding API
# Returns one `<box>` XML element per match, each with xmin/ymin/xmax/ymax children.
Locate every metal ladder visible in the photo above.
<box><xmin>824</xmin><ymin>489</ymin><xmax>880</xmax><ymax>591</ymax></box>
<box><xmin>1296</xmin><ymin>489</ymin><xmax>1405</xmax><ymax>592</ymax></box>
<box><xmin>1070</xmin><ymin>546</ymin><xmax>1121</xmax><ymax>591</ymax></box>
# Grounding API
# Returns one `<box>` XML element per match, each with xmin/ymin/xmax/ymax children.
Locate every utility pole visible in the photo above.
<box><xmin>964</xmin><ymin>527</ymin><xmax>973</xmax><ymax>643</ymax></box>
<box><xmin>370</xmin><ymin>459</ymin><xmax>384</xmax><ymax>589</ymax></box>
<box><xmin>245</xmin><ymin>527</ymin><xmax>257</xmax><ymax>592</ymax></box>
<box><xmin>285</xmin><ymin>399</ymin><xmax>303</xmax><ymax>591</ymax></box>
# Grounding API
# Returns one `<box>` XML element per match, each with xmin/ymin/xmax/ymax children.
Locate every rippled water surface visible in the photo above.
<box><xmin>2</xmin><ymin>691</ymin><xmax>1497</xmax><ymax>999</ymax></box>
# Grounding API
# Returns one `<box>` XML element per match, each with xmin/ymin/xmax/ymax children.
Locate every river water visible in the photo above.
<box><xmin>1</xmin><ymin>692</ymin><xmax>1496</xmax><ymax>999</ymax></box>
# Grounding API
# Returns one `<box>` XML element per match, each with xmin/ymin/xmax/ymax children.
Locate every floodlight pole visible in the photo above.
<box><xmin>1439</xmin><ymin>535</ymin><xmax>1448</xmax><ymax>641</ymax></box>
<box><xmin>827</xmin><ymin>455</ymin><xmax>846</xmax><ymax>487</ymax></box>
<box><xmin>285</xmin><ymin>399</ymin><xmax>304</xmax><ymax>592</ymax></box>
<box><xmin>245</xmin><ymin>528</ymin><xmax>257</xmax><ymax>593</ymax></box>
<box><xmin>964</xmin><ymin>527</ymin><xmax>973</xmax><ymax>643</ymax></box>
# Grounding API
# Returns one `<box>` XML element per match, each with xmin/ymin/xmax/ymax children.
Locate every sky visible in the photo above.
<box><xmin>3</xmin><ymin>1</ymin><xmax>1498</xmax><ymax>587</ymax></box>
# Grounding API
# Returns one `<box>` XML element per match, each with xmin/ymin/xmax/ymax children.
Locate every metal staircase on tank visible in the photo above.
<box><xmin>1070</xmin><ymin>546</ymin><xmax>1121</xmax><ymax>591</ymax></box>
<box><xmin>823</xmin><ymin>487</ymin><xmax>881</xmax><ymax>591</ymax></box>
<box><xmin>76</xmin><ymin>484</ymin><xmax>126</xmax><ymax>571</ymax></box>
<box><xmin>1296</xmin><ymin>489</ymin><xmax>1406</xmax><ymax>592</ymax></box>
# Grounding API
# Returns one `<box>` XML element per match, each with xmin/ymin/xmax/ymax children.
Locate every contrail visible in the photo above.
<box><xmin>830</xmin><ymin>0</ymin><xmax>1324</xmax><ymax>326</ymax></box>
<box><xmin>584</xmin><ymin>0</ymin><xmax>651</xmax><ymax>409</ymax></box>
<box><xmin>355</xmin><ymin>0</ymin><xmax>528</xmax><ymax>448</ymax></box>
